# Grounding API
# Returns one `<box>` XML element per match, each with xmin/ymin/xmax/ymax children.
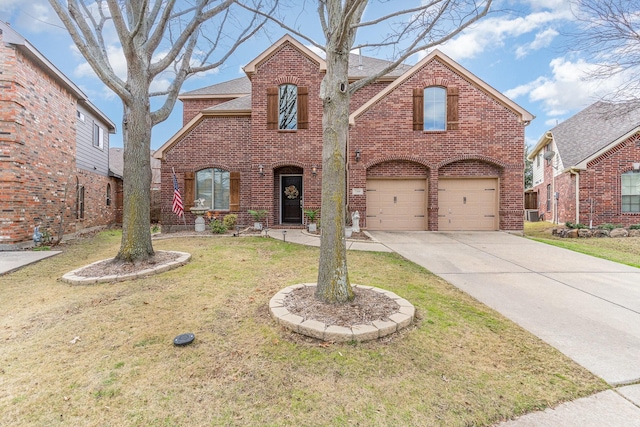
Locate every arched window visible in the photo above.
<box><xmin>195</xmin><ymin>168</ymin><xmax>230</xmax><ymax>210</ymax></box>
<box><xmin>106</xmin><ymin>183</ymin><xmax>112</xmax><ymax>206</ymax></box>
<box><xmin>267</xmin><ymin>84</ymin><xmax>308</xmax><ymax>130</ymax></box>
<box><xmin>279</xmin><ymin>84</ymin><xmax>298</xmax><ymax>130</ymax></box>
<box><xmin>423</xmin><ymin>87</ymin><xmax>446</xmax><ymax>131</ymax></box>
<box><xmin>622</xmin><ymin>171</ymin><xmax>640</xmax><ymax>212</ymax></box>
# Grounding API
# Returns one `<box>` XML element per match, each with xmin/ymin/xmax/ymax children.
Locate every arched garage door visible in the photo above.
<box><xmin>366</xmin><ymin>179</ymin><xmax>427</xmax><ymax>230</ymax></box>
<box><xmin>438</xmin><ymin>178</ymin><xmax>498</xmax><ymax>231</ymax></box>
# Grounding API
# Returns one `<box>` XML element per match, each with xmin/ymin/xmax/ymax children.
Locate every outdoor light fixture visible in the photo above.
<box><xmin>312</xmin><ymin>164</ymin><xmax>318</xmax><ymax>176</ymax></box>
<box><xmin>282</xmin><ymin>230</ymin><xmax>287</xmax><ymax>242</ymax></box>
<box><xmin>258</xmin><ymin>164</ymin><xmax>264</xmax><ymax>176</ymax></box>
<box><xmin>355</xmin><ymin>149</ymin><xmax>361</xmax><ymax>162</ymax></box>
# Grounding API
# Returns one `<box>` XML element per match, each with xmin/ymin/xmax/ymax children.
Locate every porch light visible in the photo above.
<box><xmin>258</xmin><ymin>164</ymin><xmax>264</xmax><ymax>176</ymax></box>
<box><xmin>355</xmin><ymin>149</ymin><xmax>361</xmax><ymax>162</ymax></box>
<box><xmin>312</xmin><ymin>164</ymin><xmax>318</xmax><ymax>176</ymax></box>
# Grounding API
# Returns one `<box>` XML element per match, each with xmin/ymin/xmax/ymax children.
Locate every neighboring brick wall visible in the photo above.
<box><xmin>160</xmin><ymin>44</ymin><xmax>527</xmax><ymax>232</ymax></box>
<box><xmin>0</xmin><ymin>34</ymin><xmax>117</xmax><ymax>248</ymax></box>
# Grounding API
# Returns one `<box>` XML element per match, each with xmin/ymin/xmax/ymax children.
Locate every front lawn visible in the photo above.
<box><xmin>0</xmin><ymin>231</ymin><xmax>605</xmax><ymax>426</ymax></box>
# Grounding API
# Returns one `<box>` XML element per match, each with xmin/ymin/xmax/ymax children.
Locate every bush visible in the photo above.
<box><xmin>598</xmin><ymin>223</ymin><xmax>623</xmax><ymax>231</ymax></box>
<box><xmin>209</xmin><ymin>219</ymin><xmax>227</xmax><ymax>234</ymax></box>
<box><xmin>630</xmin><ymin>224</ymin><xmax>640</xmax><ymax>230</ymax></box>
<box><xmin>223</xmin><ymin>214</ymin><xmax>237</xmax><ymax>229</ymax></box>
<box><xmin>565</xmin><ymin>221</ymin><xmax>588</xmax><ymax>229</ymax></box>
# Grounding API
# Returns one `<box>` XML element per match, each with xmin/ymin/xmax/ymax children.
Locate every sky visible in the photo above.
<box><xmin>0</xmin><ymin>0</ymin><xmax>629</xmax><ymax>150</ymax></box>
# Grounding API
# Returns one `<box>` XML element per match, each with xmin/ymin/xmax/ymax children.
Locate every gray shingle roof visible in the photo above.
<box><xmin>181</xmin><ymin>77</ymin><xmax>251</xmax><ymax>97</ymax></box>
<box><xmin>552</xmin><ymin>101</ymin><xmax>640</xmax><ymax>167</ymax></box>
<box><xmin>203</xmin><ymin>95</ymin><xmax>252</xmax><ymax>112</ymax></box>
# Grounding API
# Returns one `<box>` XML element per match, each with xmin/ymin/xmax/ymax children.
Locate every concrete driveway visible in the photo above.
<box><xmin>369</xmin><ymin>231</ymin><xmax>640</xmax><ymax>387</ymax></box>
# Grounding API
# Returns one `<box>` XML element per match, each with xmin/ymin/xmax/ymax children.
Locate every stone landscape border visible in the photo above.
<box><xmin>61</xmin><ymin>251</ymin><xmax>191</xmax><ymax>285</ymax></box>
<box><xmin>269</xmin><ymin>283</ymin><xmax>415</xmax><ymax>342</ymax></box>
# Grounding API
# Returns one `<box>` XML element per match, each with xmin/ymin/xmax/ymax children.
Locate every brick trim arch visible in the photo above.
<box><xmin>186</xmin><ymin>163</ymin><xmax>234</xmax><ymax>172</ymax></box>
<box><xmin>271</xmin><ymin>160</ymin><xmax>307</xmax><ymax>169</ymax></box>
<box><xmin>274</xmin><ymin>76</ymin><xmax>302</xmax><ymax>86</ymax></box>
<box><xmin>364</xmin><ymin>155</ymin><xmax>431</xmax><ymax>171</ymax></box>
<box><xmin>437</xmin><ymin>155</ymin><xmax>508</xmax><ymax>170</ymax></box>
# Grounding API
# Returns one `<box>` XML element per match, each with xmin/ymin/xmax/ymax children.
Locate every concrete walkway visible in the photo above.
<box><xmin>0</xmin><ymin>251</ymin><xmax>61</xmax><ymax>275</ymax></box>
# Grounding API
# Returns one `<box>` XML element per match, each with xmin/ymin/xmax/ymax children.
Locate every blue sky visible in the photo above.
<box><xmin>1</xmin><ymin>0</ymin><xmax>626</xmax><ymax>150</ymax></box>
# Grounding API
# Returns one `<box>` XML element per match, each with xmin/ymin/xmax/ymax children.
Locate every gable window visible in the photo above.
<box><xmin>413</xmin><ymin>86</ymin><xmax>458</xmax><ymax>131</ymax></box>
<box><xmin>196</xmin><ymin>168</ymin><xmax>230</xmax><ymax>210</ymax></box>
<box><xmin>93</xmin><ymin>123</ymin><xmax>104</xmax><ymax>149</ymax></box>
<box><xmin>267</xmin><ymin>85</ymin><xmax>308</xmax><ymax>130</ymax></box>
<box><xmin>622</xmin><ymin>171</ymin><xmax>640</xmax><ymax>213</ymax></box>
<box><xmin>106</xmin><ymin>183</ymin><xmax>111</xmax><ymax>207</ymax></box>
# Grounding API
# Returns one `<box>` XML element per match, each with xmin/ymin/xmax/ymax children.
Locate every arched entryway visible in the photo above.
<box><xmin>274</xmin><ymin>166</ymin><xmax>303</xmax><ymax>225</ymax></box>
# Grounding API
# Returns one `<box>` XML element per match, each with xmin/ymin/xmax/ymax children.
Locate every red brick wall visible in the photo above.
<box><xmin>0</xmin><ymin>35</ymin><xmax>118</xmax><ymax>248</ymax></box>
<box><xmin>181</xmin><ymin>98</ymin><xmax>235</xmax><ymax>125</ymax></box>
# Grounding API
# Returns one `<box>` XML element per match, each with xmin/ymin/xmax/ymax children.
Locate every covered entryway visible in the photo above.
<box><xmin>438</xmin><ymin>178</ymin><xmax>498</xmax><ymax>231</ymax></box>
<box><xmin>366</xmin><ymin>179</ymin><xmax>427</xmax><ymax>230</ymax></box>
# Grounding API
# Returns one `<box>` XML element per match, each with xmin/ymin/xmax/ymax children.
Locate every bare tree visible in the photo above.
<box><xmin>48</xmin><ymin>0</ymin><xmax>270</xmax><ymax>262</ymax></box>
<box><xmin>569</xmin><ymin>0</ymin><xmax>640</xmax><ymax>104</ymax></box>
<box><xmin>239</xmin><ymin>0</ymin><xmax>493</xmax><ymax>303</ymax></box>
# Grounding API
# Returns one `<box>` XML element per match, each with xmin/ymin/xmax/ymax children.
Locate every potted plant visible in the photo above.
<box><xmin>248</xmin><ymin>209</ymin><xmax>268</xmax><ymax>230</ymax></box>
<box><xmin>304</xmin><ymin>208</ymin><xmax>319</xmax><ymax>233</ymax></box>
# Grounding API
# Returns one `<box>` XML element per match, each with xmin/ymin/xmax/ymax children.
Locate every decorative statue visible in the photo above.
<box><xmin>352</xmin><ymin>211</ymin><xmax>360</xmax><ymax>233</ymax></box>
<box><xmin>194</xmin><ymin>198</ymin><xmax>206</xmax><ymax>208</ymax></box>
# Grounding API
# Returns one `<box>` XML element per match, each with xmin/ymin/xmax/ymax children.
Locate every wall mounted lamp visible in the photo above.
<box><xmin>311</xmin><ymin>164</ymin><xmax>318</xmax><ymax>176</ymax></box>
<box><xmin>258</xmin><ymin>164</ymin><xmax>264</xmax><ymax>176</ymax></box>
<box><xmin>355</xmin><ymin>149</ymin><xmax>361</xmax><ymax>162</ymax></box>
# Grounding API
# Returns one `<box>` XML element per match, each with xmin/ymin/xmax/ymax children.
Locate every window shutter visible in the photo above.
<box><xmin>447</xmin><ymin>87</ymin><xmax>459</xmax><ymax>131</ymax></box>
<box><xmin>230</xmin><ymin>171</ymin><xmax>240</xmax><ymax>211</ymax></box>
<box><xmin>413</xmin><ymin>88</ymin><xmax>424</xmax><ymax>131</ymax></box>
<box><xmin>267</xmin><ymin>87</ymin><xmax>278</xmax><ymax>130</ymax></box>
<box><xmin>184</xmin><ymin>171</ymin><xmax>194</xmax><ymax>210</ymax></box>
<box><xmin>297</xmin><ymin>86</ymin><xmax>308</xmax><ymax>129</ymax></box>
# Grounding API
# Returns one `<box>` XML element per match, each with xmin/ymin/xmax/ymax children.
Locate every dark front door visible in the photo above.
<box><xmin>282</xmin><ymin>175</ymin><xmax>302</xmax><ymax>223</ymax></box>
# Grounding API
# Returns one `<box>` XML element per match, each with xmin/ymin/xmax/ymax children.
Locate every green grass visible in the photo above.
<box><xmin>525</xmin><ymin>221</ymin><xmax>640</xmax><ymax>268</ymax></box>
<box><xmin>0</xmin><ymin>230</ymin><xmax>606</xmax><ymax>426</ymax></box>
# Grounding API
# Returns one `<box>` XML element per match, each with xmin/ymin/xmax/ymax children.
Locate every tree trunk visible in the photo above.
<box><xmin>116</xmin><ymin>95</ymin><xmax>154</xmax><ymax>262</ymax></box>
<box><xmin>315</xmin><ymin>49</ymin><xmax>354</xmax><ymax>304</ymax></box>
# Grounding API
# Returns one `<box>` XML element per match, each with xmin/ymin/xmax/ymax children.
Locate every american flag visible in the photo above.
<box><xmin>172</xmin><ymin>171</ymin><xmax>184</xmax><ymax>218</ymax></box>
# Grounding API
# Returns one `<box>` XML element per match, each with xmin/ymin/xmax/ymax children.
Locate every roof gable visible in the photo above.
<box><xmin>349</xmin><ymin>49</ymin><xmax>534</xmax><ymax>125</ymax></box>
<box><xmin>243</xmin><ymin>34</ymin><xmax>326</xmax><ymax>76</ymax></box>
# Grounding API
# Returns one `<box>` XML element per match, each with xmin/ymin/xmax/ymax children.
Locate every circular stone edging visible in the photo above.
<box><xmin>60</xmin><ymin>251</ymin><xmax>191</xmax><ymax>285</ymax></box>
<box><xmin>269</xmin><ymin>283</ymin><xmax>415</xmax><ymax>342</ymax></box>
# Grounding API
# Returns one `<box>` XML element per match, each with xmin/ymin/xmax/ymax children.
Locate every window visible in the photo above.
<box><xmin>76</xmin><ymin>180</ymin><xmax>85</xmax><ymax>219</ymax></box>
<box><xmin>106</xmin><ymin>183</ymin><xmax>111</xmax><ymax>206</ymax></box>
<box><xmin>196</xmin><ymin>168</ymin><xmax>230</xmax><ymax>210</ymax></box>
<box><xmin>536</xmin><ymin>153</ymin><xmax>541</xmax><ymax>168</ymax></box>
<box><xmin>622</xmin><ymin>171</ymin><xmax>640</xmax><ymax>213</ymax></box>
<box><xmin>423</xmin><ymin>87</ymin><xmax>446</xmax><ymax>131</ymax></box>
<box><xmin>413</xmin><ymin>86</ymin><xmax>458</xmax><ymax>131</ymax></box>
<box><xmin>93</xmin><ymin>123</ymin><xmax>104</xmax><ymax>149</ymax></box>
<box><xmin>77</xmin><ymin>111</ymin><xmax>85</xmax><ymax>121</ymax></box>
<box><xmin>546</xmin><ymin>184</ymin><xmax>551</xmax><ymax>212</ymax></box>
<box><xmin>267</xmin><ymin>85</ymin><xmax>308</xmax><ymax>130</ymax></box>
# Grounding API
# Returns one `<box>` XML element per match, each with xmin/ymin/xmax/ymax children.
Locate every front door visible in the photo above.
<box><xmin>281</xmin><ymin>175</ymin><xmax>303</xmax><ymax>223</ymax></box>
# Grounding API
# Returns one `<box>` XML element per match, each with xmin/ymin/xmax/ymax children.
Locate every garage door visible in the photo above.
<box><xmin>438</xmin><ymin>178</ymin><xmax>498</xmax><ymax>231</ymax></box>
<box><xmin>366</xmin><ymin>179</ymin><xmax>427</xmax><ymax>230</ymax></box>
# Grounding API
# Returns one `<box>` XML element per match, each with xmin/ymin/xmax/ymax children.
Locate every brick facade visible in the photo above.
<box><xmin>157</xmin><ymin>37</ymin><xmax>529</xmax><ymax>232</ymax></box>
<box><xmin>0</xmin><ymin>27</ymin><xmax>118</xmax><ymax>249</ymax></box>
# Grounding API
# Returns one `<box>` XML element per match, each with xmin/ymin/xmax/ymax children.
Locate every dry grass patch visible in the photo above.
<box><xmin>525</xmin><ymin>221</ymin><xmax>640</xmax><ymax>268</ymax></box>
<box><xmin>0</xmin><ymin>231</ymin><xmax>606</xmax><ymax>426</ymax></box>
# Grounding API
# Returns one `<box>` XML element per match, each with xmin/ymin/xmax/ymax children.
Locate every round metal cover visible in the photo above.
<box><xmin>173</xmin><ymin>333</ymin><xmax>195</xmax><ymax>346</ymax></box>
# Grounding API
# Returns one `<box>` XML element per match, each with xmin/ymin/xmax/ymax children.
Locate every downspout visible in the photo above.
<box><xmin>570</xmin><ymin>169</ymin><xmax>580</xmax><ymax>225</ymax></box>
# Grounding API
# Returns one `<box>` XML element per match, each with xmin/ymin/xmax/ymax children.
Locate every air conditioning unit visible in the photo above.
<box><xmin>525</xmin><ymin>210</ymin><xmax>539</xmax><ymax>222</ymax></box>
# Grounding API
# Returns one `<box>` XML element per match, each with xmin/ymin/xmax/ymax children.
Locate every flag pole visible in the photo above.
<box><xmin>172</xmin><ymin>167</ymin><xmax>187</xmax><ymax>228</ymax></box>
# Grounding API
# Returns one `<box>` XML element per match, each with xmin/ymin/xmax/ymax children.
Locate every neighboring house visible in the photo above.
<box><xmin>528</xmin><ymin>101</ymin><xmax>640</xmax><ymax>227</ymax></box>
<box><xmin>154</xmin><ymin>35</ymin><xmax>533</xmax><ymax>232</ymax></box>
<box><xmin>0</xmin><ymin>21</ymin><xmax>117</xmax><ymax>249</ymax></box>
<box><xmin>109</xmin><ymin>148</ymin><xmax>160</xmax><ymax>223</ymax></box>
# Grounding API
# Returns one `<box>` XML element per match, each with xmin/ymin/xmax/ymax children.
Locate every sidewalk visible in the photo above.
<box><xmin>266</xmin><ymin>228</ymin><xmax>393</xmax><ymax>252</ymax></box>
<box><xmin>0</xmin><ymin>251</ymin><xmax>61</xmax><ymax>275</ymax></box>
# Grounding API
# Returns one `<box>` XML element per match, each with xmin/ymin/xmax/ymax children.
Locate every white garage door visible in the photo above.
<box><xmin>438</xmin><ymin>178</ymin><xmax>498</xmax><ymax>231</ymax></box>
<box><xmin>366</xmin><ymin>179</ymin><xmax>427</xmax><ymax>230</ymax></box>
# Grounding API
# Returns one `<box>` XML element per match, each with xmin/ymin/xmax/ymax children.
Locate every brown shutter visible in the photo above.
<box><xmin>447</xmin><ymin>87</ymin><xmax>459</xmax><ymax>131</ymax></box>
<box><xmin>297</xmin><ymin>86</ymin><xmax>308</xmax><ymax>129</ymax></box>
<box><xmin>184</xmin><ymin>171</ymin><xmax>194</xmax><ymax>210</ymax></box>
<box><xmin>413</xmin><ymin>88</ymin><xmax>424</xmax><ymax>131</ymax></box>
<box><xmin>267</xmin><ymin>87</ymin><xmax>278</xmax><ymax>130</ymax></box>
<box><xmin>230</xmin><ymin>171</ymin><xmax>240</xmax><ymax>211</ymax></box>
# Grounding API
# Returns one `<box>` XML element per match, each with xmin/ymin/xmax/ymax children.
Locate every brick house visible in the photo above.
<box><xmin>528</xmin><ymin>101</ymin><xmax>640</xmax><ymax>227</ymax></box>
<box><xmin>0</xmin><ymin>21</ymin><xmax>118</xmax><ymax>249</ymax></box>
<box><xmin>154</xmin><ymin>35</ymin><xmax>533</xmax><ymax>232</ymax></box>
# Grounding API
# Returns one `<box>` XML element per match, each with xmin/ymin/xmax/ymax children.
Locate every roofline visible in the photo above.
<box><xmin>243</xmin><ymin>34</ymin><xmax>326</xmax><ymax>76</ymax></box>
<box><xmin>527</xmin><ymin>131</ymin><xmax>553</xmax><ymax>161</ymax></box>
<box><xmin>178</xmin><ymin>93</ymin><xmax>249</xmax><ymax>101</ymax></box>
<box><xmin>349</xmin><ymin>49</ymin><xmax>535</xmax><ymax>126</ymax></box>
<box><xmin>153</xmin><ymin>109</ymin><xmax>251</xmax><ymax>160</ymax></box>
<box><xmin>574</xmin><ymin>126</ymin><xmax>640</xmax><ymax>169</ymax></box>
<box><xmin>1</xmin><ymin>21</ymin><xmax>116</xmax><ymax>133</ymax></box>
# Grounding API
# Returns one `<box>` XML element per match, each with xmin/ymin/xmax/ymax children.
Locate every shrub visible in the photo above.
<box><xmin>630</xmin><ymin>224</ymin><xmax>640</xmax><ymax>230</ymax></box>
<box><xmin>248</xmin><ymin>209</ymin><xmax>268</xmax><ymax>222</ymax></box>
<box><xmin>223</xmin><ymin>214</ymin><xmax>237</xmax><ymax>229</ymax></box>
<box><xmin>209</xmin><ymin>219</ymin><xmax>227</xmax><ymax>234</ymax></box>
<box><xmin>565</xmin><ymin>222</ymin><xmax>587</xmax><ymax>229</ymax></box>
<box><xmin>598</xmin><ymin>223</ymin><xmax>623</xmax><ymax>231</ymax></box>
<box><xmin>304</xmin><ymin>209</ymin><xmax>318</xmax><ymax>222</ymax></box>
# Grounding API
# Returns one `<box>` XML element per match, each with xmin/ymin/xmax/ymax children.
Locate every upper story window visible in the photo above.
<box><xmin>77</xmin><ymin>111</ymin><xmax>85</xmax><ymax>122</ymax></box>
<box><xmin>621</xmin><ymin>171</ymin><xmax>640</xmax><ymax>213</ymax></box>
<box><xmin>196</xmin><ymin>168</ymin><xmax>230</xmax><ymax>210</ymax></box>
<box><xmin>93</xmin><ymin>123</ymin><xmax>104</xmax><ymax>149</ymax></box>
<box><xmin>413</xmin><ymin>86</ymin><xmax>458</xmax><ymax>131</ymax></box>
<box><xmin>267</xmin><ymin>85</ymin><xmax>308</xmax><ymax>130</ymax></box>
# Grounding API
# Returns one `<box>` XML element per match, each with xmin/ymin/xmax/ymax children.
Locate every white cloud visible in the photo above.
<box><xmin>515</xmin><ymin>28</ymin><xmax>559</xmax><ymax>58</ymax></box>
<box><xmin>0</xmin><ymin>1</ymin><xmax>63</xmax><ymax>33</ymax></box>
<box><xmin>73</xmin><ymin>44</ymin><xmax>127</xmax><ymax>81</ymax></box>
